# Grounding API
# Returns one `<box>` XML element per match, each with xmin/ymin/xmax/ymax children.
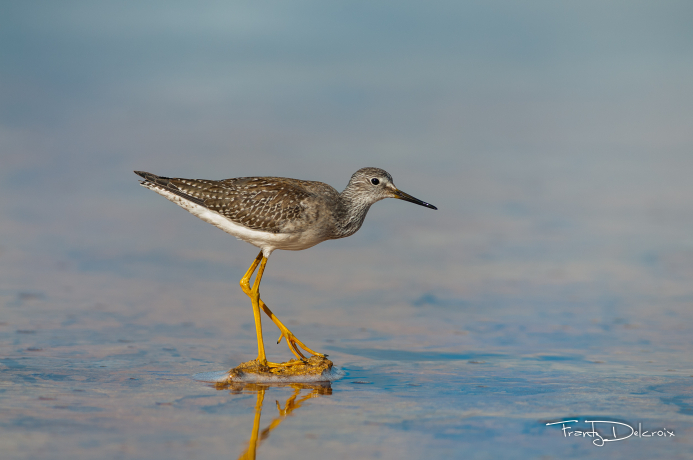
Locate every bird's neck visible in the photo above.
<box><xmin>332</xmin><ymin>187</ymin><xmax>373</xmax><ymax>239</ymax></box>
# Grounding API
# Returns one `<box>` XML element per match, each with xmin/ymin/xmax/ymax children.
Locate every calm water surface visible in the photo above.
<box><xmin>2</xmin><ymin>2</ymin><xmax>693</xmax><ymax>459</ymax></box>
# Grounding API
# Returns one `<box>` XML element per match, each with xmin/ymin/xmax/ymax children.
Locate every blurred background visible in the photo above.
<box><xmin>2</xmin><ymin>1</ymin><xmax>693</xmax><ymax>299</ymax></box>
<box><xmin>2</xmin><ymin>2</ymin><xmax>693</xmax><ymax>459</ymax></box>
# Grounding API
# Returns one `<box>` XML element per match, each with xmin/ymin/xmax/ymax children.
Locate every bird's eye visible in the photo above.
<box><xmin>370</xmin><ymin>178</ymin><xmax>380</xmax><ymax>185</ymax></box>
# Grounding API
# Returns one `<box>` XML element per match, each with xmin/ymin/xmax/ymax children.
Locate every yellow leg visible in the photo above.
<box><xmin>245</xmin><ymin>253</ymin><xmax>269</xmax><ymax>366</ymax></box>
<box><xmin>239</xmin><ymin>251</ymin><xmax>324</xmax><ymax>366</ymax></box>
<box><xmin>262</xmin><ymin>303</ymin><xmax>325</xmax><ymax>359</ymax></box>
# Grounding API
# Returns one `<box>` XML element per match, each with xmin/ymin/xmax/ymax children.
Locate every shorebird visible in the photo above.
<box><xmin>135</xmin><ymin>167</ymin><xmax>437</xmax><ymax>368</ymax></box>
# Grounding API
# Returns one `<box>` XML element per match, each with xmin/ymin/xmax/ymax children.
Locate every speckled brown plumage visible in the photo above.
<box><xmin>135</xmin><ymin>171</ymin><xmax>340</xmax><ymax>234</ymax></box>
<box><xmin>135</xmin><ymin>167</ymin><xmax>436</xmax><ymax>252</ymax></box>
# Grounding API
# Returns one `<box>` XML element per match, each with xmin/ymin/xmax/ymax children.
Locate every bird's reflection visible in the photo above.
<box><xmin>215</xmin><ymin>381</ymin><xmax>332</xmax><ymax>459</ymax></box>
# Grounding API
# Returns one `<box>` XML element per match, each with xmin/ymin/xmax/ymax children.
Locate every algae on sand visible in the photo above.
<box><xmin>222</xmin><ymin>355</ymin><xmax>334</xmax><ymax>384</ymax></box>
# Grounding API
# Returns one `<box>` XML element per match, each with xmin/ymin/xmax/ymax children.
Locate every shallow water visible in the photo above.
<box><xmin>3</xmin><ymin>2</ymin><xmax>693</xmax><ymax>459</ymax></box>
<box><xmin>3</xmin><ymin>161</ymin><xmax>693</xmax><ymax>459</ymax></box>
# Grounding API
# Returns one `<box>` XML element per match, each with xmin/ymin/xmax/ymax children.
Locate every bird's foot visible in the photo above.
<box><xmin>225</xmin><ymin>355</ymin><xmax>334</xmax><ymax>382</ymax></box>
<box><xmin>267</xmin><ymin>360</ymin><xmax>308</xmax><ymax>368</ymax></box>
<box><xmin>276</xmin><ymin>330</ymin><xmax>326</xmax><ymax>360</ymax></box>
<box><xmin>255</xmin><ymin>357</ymin><xmax>310</xmax><ymax>368</ymax></box>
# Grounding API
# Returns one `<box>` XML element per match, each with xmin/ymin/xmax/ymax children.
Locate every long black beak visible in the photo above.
<box><xmin>393</xmin><ymin>189</ymin><xmax>437</xmax><ymax>210</ymax></box>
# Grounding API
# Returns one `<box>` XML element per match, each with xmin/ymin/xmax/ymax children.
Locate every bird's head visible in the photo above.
<box><xmin>345</xmin><ymin>167</ymin><xmax>437</xmax><ymax>210</ymax></box>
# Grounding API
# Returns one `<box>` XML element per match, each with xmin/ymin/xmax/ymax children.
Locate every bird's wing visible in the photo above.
<box><xmin>136</xmin><ymin>171</ymin><xmax>312</xmax><ymax>232</ymax></box>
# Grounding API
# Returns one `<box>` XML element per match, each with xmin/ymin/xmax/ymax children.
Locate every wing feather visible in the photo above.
<box><xmin>135</xmin><ymin>171</ymin><xmax>312</xmax><ymax>233</ymax></box>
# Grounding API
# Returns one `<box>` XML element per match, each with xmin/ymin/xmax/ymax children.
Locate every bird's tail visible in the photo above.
<box><xmin>133</xmin><ymin>170</ymin><xmax>206</xmax><ymax>206</ymax></box>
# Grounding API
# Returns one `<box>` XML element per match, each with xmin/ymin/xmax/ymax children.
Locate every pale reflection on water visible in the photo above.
<box><xmin>220</xmin><ymin>382</ymin><xmax>332</xmax><ymax>460</ymax></box>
